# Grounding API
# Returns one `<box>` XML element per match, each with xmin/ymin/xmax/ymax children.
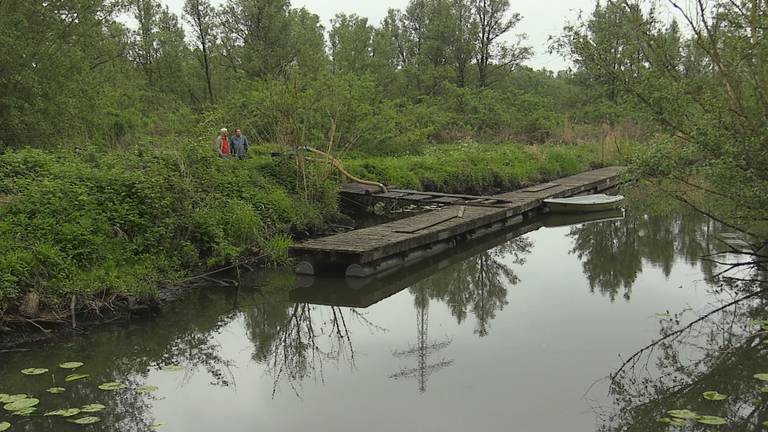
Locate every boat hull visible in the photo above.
<box><xmin>544</xmin><ymin>194</ymin><xmax>625</xmax><ymax>213</ymax></box>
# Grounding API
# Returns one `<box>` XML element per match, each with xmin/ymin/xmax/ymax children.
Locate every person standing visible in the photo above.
<box><xmin>215</xmin><ymin>128</ymin><xmax>230</xmax><ymax>158</ymax></box>
<box><xmin>230</xmin><ymin>128</ymin><xmax>250</xmax><ymax>159</ymax></box>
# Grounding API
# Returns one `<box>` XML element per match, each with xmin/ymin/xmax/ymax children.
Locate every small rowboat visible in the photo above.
<box><xmin>544</xmin><ymin>194</ymin><xmax>625</xmax><ymax>213</ymax></box>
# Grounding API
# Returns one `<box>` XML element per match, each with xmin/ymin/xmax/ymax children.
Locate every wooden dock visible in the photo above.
<box><xmin>289</xmin><ymin>222</ymin><xmax>545</xmax><ymax>308</ymax></box>
<box><xmin>290</xmin><ymin>166</ymin><xmax>624</xmax><ymax>277</ymax></box>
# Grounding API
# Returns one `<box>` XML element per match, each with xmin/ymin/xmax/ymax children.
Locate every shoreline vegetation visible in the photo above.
<box><xmin>0</xmin><ymin>140</ymin><xmax>626</xmax><ymax>337</ymax></box>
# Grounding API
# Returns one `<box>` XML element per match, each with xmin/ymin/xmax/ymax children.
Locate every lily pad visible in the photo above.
<box><xmin>696</xmin><ymin>415</ymin><xmax>727</xmax><ymax>425</ymax></box>
<box><xmin>703</xmin><ymin>391</ymin><xmax>728</xmax><ymax>401</ymax></box>
<box><xmin>3</xmin><ymin>398</ymin><xmax>39</xmax><ymax>411</ymax></box>
<box><xmin>137</xmin><ymin>385</ymin><xmax>159</xmax><ymax>394</ymax></box>
<box><xmin>658</xmin><ymin>417</ymin><xmax>687</xmax><ymax>426</ymax></box>
<box><xmin>0</xmin><ymin>421</ymin><xmax>9</xmax><ymax>431</ymax></box>
<box><xmin>59</xmin><ymin>362</ymin><xmax>84</xmax><ymax>370</ymax></box>
<box><xmin>754</xmin><ymin>373</ymin><xmax>768</xmax><ymax>381</ymax></box>
<box><xmin>0</xmin><ymin>395</ymin><xmax>26</xmax><ymax>404</ymax></box>
<box><xmin>44</xmin><ymin>408</ymin><xmax>81</xmax><ymax>417</ymax></box>
<box><xmin>10</xmin><ymin>407</ymin><xmax>36</xmax><ymax>417</ymax></box>
<box><xmin>46</xmin><ymin>387</ymin><xmax>66</xmax><ymax>394</ymax></box>
<box><xmin>667</xmin><ymin>409</ymin><xmax>699</xmax><ymax>419</ymax></box>
<box><xmin>65</xmin><ymin>373</ymin><xmax>90</xmax><ymax>382</ymax></box>
<box><xmin>20</xmin><ymin>368</ymin><xmax>48</xmax><ymax>376</ymax></box>
<box><xmin>98</xmin><ymin>382</ymin><xmax>126</xmax><ymax>391</ymax></box>
<box><xmin>69</xmin><ymin>416</ymin><xmax>101</xmax><ymax>425</ymax></box>
<box><xmin>80</xmin><ymin>404</ymin><xmax>106</xmax><ymax>413</ymax></box>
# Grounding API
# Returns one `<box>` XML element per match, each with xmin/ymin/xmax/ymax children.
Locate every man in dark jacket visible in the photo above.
<box><xmin>230</xmin><ymin>129</ymin><xmax>250</xmax><ymax>159</ymax></box>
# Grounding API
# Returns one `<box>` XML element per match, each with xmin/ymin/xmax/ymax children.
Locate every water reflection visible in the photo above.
<box><xmin>412</xmin><ymin>237</ymin><xmax>532</xmax><ymax>337</ymax></box>
<box><xmin>390</xmin><ymin>289</ymin><xmax>454</xmax><ymax>393</ymax></box>
<box><xmin>598</xmin><ymin>275</ymin><xmax>768</xmax><ymax>431</ymax></box>
<box><xmin>569</xmin><ymin>194</ymin><xmax>723</xmax><ymax>301</ymax></box>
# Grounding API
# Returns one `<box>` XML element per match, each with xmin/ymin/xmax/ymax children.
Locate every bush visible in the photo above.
<box><xmin>0</xmin><ymin>144</ymin><xmax>338</xmax><ymax>314</ymax></box>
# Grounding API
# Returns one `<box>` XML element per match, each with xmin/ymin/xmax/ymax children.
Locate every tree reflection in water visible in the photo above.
<box><xmin>412</xmin><ymin>236</ymin><xmax>532</xmax><ymax>337</ymax></box>
<box><xmin>598</xmin><ymin>275</ymin><xmax>768</xmax><ymax>431</ymax></box>
<box><xmin>582</xmin><ymin>188</ymin><xmax>768</xmax><ymax>430</ymax></box>
<box><xmin>568</xmin><ymin>193</ymin><xmax>724</xmax><ymax>302</ymax></box>
<box><xmin>242</xmin><ymin>275</ymin><xmax>382</xmax><ymax>396</ymax></box>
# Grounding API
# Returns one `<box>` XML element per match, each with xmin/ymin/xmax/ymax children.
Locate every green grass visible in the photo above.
<box><xmin>344</xmin><ymin>142</ymin><xmax>627</xmax><ymax>194</ymax></box>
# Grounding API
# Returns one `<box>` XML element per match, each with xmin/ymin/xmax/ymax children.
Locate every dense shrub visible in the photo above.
<box><xmin>0</xmin><ymin>143</ymin><xmax>337</xmax><ymax>313</ymax></box>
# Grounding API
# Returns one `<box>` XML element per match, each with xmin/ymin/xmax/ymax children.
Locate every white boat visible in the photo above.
<box><xmin>543</xmin><ymin>194</ymin><xmax>625</xmax><ymax>213</ymax></box>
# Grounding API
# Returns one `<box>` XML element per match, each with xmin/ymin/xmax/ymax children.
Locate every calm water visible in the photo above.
<box><xmin>1</xmin><ymin>192</ymin><xmax>764</xmax><ymax>431</ymax></box>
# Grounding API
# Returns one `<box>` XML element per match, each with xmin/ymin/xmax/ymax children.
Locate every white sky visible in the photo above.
<box><xmin>161</xmin><ymin>0</ymin><xmax>600</xmax><ymax>71</ymax></box>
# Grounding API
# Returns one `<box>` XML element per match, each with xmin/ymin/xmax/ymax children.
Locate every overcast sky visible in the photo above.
<box><xmin>161</xmin><ymin>0</ymin><xmax>599</xmax><ymax>71</ymax></box>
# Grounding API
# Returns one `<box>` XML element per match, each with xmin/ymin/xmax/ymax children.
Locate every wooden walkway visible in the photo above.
<box><xmin>289</xmin><ymin>222</ymin><xmax>545</xmax><ymax>308</ymax></box>
<box><xmin>290</xmin><ymin>166</ymin><xmax>624</xmax><ymax>277</ymax></box>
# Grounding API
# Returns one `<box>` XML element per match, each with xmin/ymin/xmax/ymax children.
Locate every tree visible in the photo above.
<box><xmin>184</xmin><ymin>0</ymin><xmax>217</xmax><ymax>103</ymax></box>
<box><xmin>286</xmin><ymin>8</ymin><xmax>328</xmax><ymax>77</ymax></box>
<box><xmin>471</xmin><ymin>0</ymin><xmax>531</xmax><ymax>87</ymax></box>
<box><xmin>448</xmin><ymin>0</ymin><xmax>478</xmax><ymax>87</ymax></box>
<box><xmin>556</xmin><ymin>0</ymin><xmax>768</xmax><ymax>231</ymax></box>
<box><xmin>219</xmin><ymin>0</ymin><xmax>292</xmax><ymax>79</ymax></box>
<box><xmin>329</xmin><ymin>14</ymin><xmax>374</xmax><ymax>74</ymax></box>
<box><xmin>129</xmin><ymin>0</ymin><xmax>162</xmax><ymax>84</ymax></box>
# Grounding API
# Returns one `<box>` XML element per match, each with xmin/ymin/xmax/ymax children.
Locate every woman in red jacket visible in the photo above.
<box><xmin>215</xmin><ymin>128</ymin><xmax>230</xmax><ymax>158</ymax></box>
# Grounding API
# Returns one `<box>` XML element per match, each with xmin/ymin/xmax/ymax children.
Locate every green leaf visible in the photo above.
<box><xmin>761</xmin><ymin>387</ymin><xmax>768</xmax><ymax>393</ymax></box>
<box><xmin>46</xmin><ymin>387</ymin><xmax>66</xmax><ymax>394</ymax></box>
<box><xmin>0</xmin><ymin>395</ymin><xmax>26</xmax><ymax>404</ymax></box>
<box><xmin>69</xmin><ymin>416</ymin><xmax>101</xmax><ymax>425</ymax></box>
<box><xmin>20</xmin><ymin>368</ymin><xmax>48</xmax><ymax>376</ymax></box>
<box><xmin>98</xmin><ymin>382</ymin><xmax>126</xmax><ymax>391</ymax></box>
<box><xmin>150</xmin><ymin>423</ymin><xmax>165</xmax><ymax>430</ymax></box>
<box><xmin>44</xmin><ymin>408</ymin><xmax>81</xmax><ymax>417</ymax></box>
<box><xmin>137</xmin><ymin>385</ymin><xmax>159</xmax><ymax>394</ymax></box>
<box><xmin>65</xmin><ymin>373</ymin><xmax>90</xmax><ymax>382</ymax></box>
<box><xmin>658</xmin><ymin>417</ymin><xmax>687</xmax><ymax>426</ymax></box>
<box><xmin>703</xmin><ymin>391</ymin><xmax>728</xmax><ymax>401</ymax></box>
<box><xmin>754</xmin><ymin>373</ymin><xmax>768</xmax><ymax>381</ymax></box>
<box><xmin>667</xmin><ymin>409</ymin><xmax>699</xmax><ymax>419</ymax></box>
<box><xmin>10</xmin><ymin>408</ymin><xmax>36</xmax><ymax>417</ymax></box>
<box><xmin>80</xmin><ymin>404</ymin><xmax>106</xmax><ymax>413</ymax></box>
<box><xmin>59</xmin><ymin>362</ymin><xmax>84</xmax><ymax>370</ymax></box>
<box><xmin>3</xmin><ymin>398</ymin><xmax>39</xmax><ymax>411</ymax></box>
<box><xmin>0</xmin><ymin>421</ymin><xmax>9</xmax><ymax>431</ymax></box>
<box><xmin>696</xmin><ymin>415</ymin><xmax>727</xmax><ymax>425</ymax></box>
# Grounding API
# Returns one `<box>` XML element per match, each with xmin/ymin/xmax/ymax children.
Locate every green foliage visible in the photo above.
<box><xmin>557</xmin><ymin>0</ymin><xmax>768</xmax><ymax>234</ymax></box>
<box><xmin>0</xmin><ymin>145</ymin><xmax>337</xmax><ymax>314</ymax></box>
<box><xmin>345</xmin><ymin>142</ymin><xmax>617</xmax><ymax>194</ymax></box>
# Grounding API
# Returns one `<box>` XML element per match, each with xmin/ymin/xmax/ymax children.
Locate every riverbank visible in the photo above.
<box><xmin>0</xmin><ymin>140</ymin><xmax>626</xmax><ymax>342</ymax></box>
<box><xmin>345</xmin><ymin>141</ymin><xmax>628</xmax><ymax>194</ymax></box>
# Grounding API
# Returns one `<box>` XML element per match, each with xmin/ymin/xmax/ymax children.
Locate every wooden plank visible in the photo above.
<box><xmin>393</xmin><ymin>214</ymin><xmax>459</xmax><ymax>234</ymax></box>
<box><xmin>377</xmin><ymin>192</ymin><xmax>408</xmax><ymax>199</ymax></box>
<box><xmin>431</xmin><ymin>197</ymin><xmax>462</xmax><ymax>204</ymax></box>
<box><xmin>519</xmin><ymin>182</ymin><xmax>559</xmax><ymax>192</ymax></box>
<box><xmin>401</xmin><ymin>194</ymin><xmax>434</xmax><ymax>201</ymax></box>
